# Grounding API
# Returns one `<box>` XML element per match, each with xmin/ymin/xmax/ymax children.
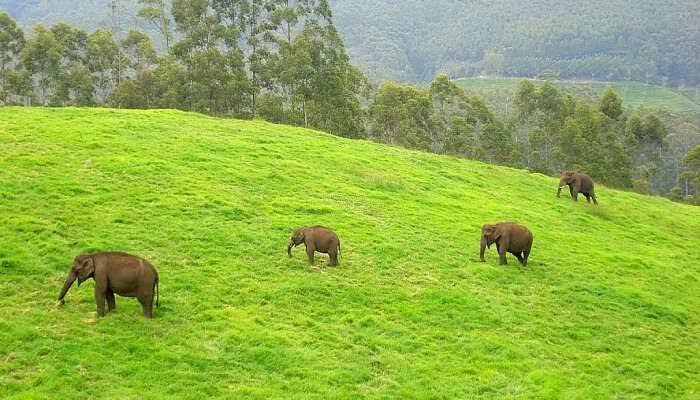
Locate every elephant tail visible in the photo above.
<box><xmin>155</xmin><ymin>276</ymin><xmax>159</xmax><ymax>307</ymax></box>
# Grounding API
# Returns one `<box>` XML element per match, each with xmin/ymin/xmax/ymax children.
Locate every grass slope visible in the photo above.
<box><xmin>0</xmin><ymin>107</ymin><xmax>699</xmax><ymax>399</ymax></box>
<box><xmin>456</xmin><ymin>77</ymin><xmax>700</xmax><ymax>115</ymax></box>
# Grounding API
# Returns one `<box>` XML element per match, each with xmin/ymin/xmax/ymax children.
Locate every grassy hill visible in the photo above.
<box><xmin>457</xmin><ymin>77</ymin><xmax>700</xmax><ymax>116</ymax></box>
<box><xmin>1</xmin><ymin>107</ymin><xmax>698</xmax><ymax>399</ymax></box>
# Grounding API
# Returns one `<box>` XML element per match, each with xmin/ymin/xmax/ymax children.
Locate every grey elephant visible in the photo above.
<box><xmin>288</xmin><ymin>226</ymin><xmax>341</xmax><ymax>266</ymax></box>
<box><xmin>480</xmin><ymin>222</ymin><xmax>533</xmax><ymax>266</ymax></box>
<box><xmin>557</xmin><ymin>170</ymin><xmax>598</xmax><ymax>204</ymax></box>
<box><xmin>57</xmin><ymin>252</ymin><xmax>159</xmax><ymax>318</ymax></box>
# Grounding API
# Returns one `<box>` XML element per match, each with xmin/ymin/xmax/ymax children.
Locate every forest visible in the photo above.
<box><xmin>0</xmin><ymin>1</ymin><xmax>699</xmax><ymax>204</ymax></box>
<box><xmin>2</xmin><ymin>0</ymin><xmax>699</xmax><ymax>86</ymax></box>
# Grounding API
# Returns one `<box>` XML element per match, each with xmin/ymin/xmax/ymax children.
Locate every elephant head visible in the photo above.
<box><xmin>480</xmin><ymin>224</ymin><xmax>501</xmax><ymax>261</ymax></box>
<box><xmin>57</xmin><ymin>254</ymin><xmax>95</xmax><ymax>303</ymax></box>
<box><xmin>557</xmin><ymin>171</ymin><xmax>579</xmax><ymax>196</ymax></box>
<box><xmin>287</xmin><ymin>228</ymin><xmax>306</xmax><ymax>257</ymax></box>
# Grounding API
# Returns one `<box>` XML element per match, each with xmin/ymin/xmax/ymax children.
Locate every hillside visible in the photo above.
<box><xmin>2</xmin><ymin>0</ymin><xmax>699</xmax><ymax>85</ymax></box>
<box><xmin>456</xmin><ymin>77</ymin><xmax>700</xmax><ymax>117</ymax></box>
<box><xmin>1</xmin><ymin>107</ymin><xmax>699</xmax><ymax>398</ymax></box>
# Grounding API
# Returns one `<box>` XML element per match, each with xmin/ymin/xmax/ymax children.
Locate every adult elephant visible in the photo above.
<box><xmin>480</xmin><ymin>222</ymin><xmax>533</xmax><ymax>266</ymax></box>
<box><xmin>57</xmin><ymin>252</ymin><xmax>159</xmax><ymax>318</ymax></box>
<box><xmin>557</xmin><ymin>170</ymin><xmax>598</xmax><ymax>205</ymax></box>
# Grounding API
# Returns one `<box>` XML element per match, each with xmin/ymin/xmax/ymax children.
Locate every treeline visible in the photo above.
<box><xmin>0</xmin><ymin>1</ymin><xmax>368</xmax><ymax>137</ymax></box>
<box><xmin>1</xmin><ymin>5</ymin><xmax>698</xmax><ymax>204</ymax></box>
<box><xmin>3</xmin><ymin>0</ymin><xmax>699</xmax><ymax>86</ymax></box>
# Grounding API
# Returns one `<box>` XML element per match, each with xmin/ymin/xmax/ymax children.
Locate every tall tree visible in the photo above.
<box><xmin>50</xmin><ymin>23</ymin><xmax>92</xmax><ymax>106</ymax></box>
<box><xmin>0</xmin><ymin>12</ymin><xmax>24</xmax><ymax>103</ymax></box>
<box><xmin>21</xmin><ymin>25</ymin><xmax>62</xmax><ymax>105</ymax></box>
<box><xmin>598</xmin><ymin>87</ymin><xmax>623</xmax><ymax>120</ymax></box>
<box><xmin>111</xmin><ymin>29</ymin><xmax>158</xmax><ymax>108</ymax></box>
<box><xmin>138</xmin><ymin>0</ymin><xmax>173</xmax><ymax>49</ymax></box>
<box><xmin>86</xmin><ymin>29</ymin><xmax>120</xmax><ymax>105</ymax></box>
<box><xmin>172</xmin><ymin>0</ymin><xmax>249</xmax><ymax>115</ymax></box>
<box><xmin>679</xmin><ymin>144</ymin><xmax>700</xmax><ymax>203</ymax></box>
<box><xmin>280</xmin><ymin>19</ymin><xmax>367</xmax><ymax>136</ymax></box>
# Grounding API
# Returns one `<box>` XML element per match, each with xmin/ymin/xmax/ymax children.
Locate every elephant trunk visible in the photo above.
<box><xmin>480</xmin><ymin>237</ymin><xmax>487</xmax><ymax>262</ymax></box>
<box><xmin>287</xmin><ymin>241</ymin><xmax>294</xmax><ymax>257</ymax></box>
<box><xmin>57</xmin><ymin>270</ymin><xmax>77</xmax><ymax>302</ymax></box>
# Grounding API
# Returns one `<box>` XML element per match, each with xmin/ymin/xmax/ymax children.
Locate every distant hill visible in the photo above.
<box><xmin>456</xmin><ymin>77</ymin><xmax>700</xmax><ymax>117</ymax></box>
<box><xmin>2</xmin><ymin>0</ymin><xmax>699</xmax><ymax>86</ymax></box>
<box><xmin>1</xmin><ymin>107</ymin><xmax>699</xmax><ymax>398</ymax></box>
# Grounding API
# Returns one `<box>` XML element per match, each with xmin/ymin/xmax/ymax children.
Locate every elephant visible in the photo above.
<box><xmin>288</xmin><ymin>226</ymin><xmax>341</xmax><ymax>266</ymax></box>
<box><xmin>57</xmin><ymin>252</ymin><xmax>159</xmax><ymax>318</ymax></box>
<box><xmin>557</xmin><ymin>170</ymin><xmax>598</xmax><ymax>204</ymax></box>
<box><xmin>480</xmin><ymin>222</ymin><xmax>533</xmax><ymax>266</ymax></box>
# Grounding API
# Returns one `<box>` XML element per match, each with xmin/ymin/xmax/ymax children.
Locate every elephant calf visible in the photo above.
<box><xmin>288</xmin><ymin>226</ymin><xmax>341</xmax><ymax>266</ymax></box>
<box><xmin>480</xmin><ymin>222</ymin><xmax>533</xmax><ymax>266</ymax></box>
<box><xmin>558</xmin><ymin>170</ymin><xmax>598</xmax><ymax>204</ymax></box>
<box><xmin>57</xmin><ymin>252</ymin><xmax>159</xmax><ymax>318</ymax></box>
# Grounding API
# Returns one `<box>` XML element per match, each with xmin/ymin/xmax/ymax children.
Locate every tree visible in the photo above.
<box><xmin>111</xmin><ymin>29</ymin><xmax>158</xmax><ymax>108</ymax></box>
<box><xmin>679</xmin><ymin>144</ymin><xmax>700</xmax><ymax>203</ymax></box>
<box><xmin>428</xmin><ymin>73</ymin><xmax>495</xmax><ymax>158</ymax></box>
<box><xmin>86</xmin><ymin>29</ymin><xmax>120</xmax><ymax>105</ymax></box>
<box><xmin>172</xmin><ymin>0</ymin><xmax>250</xmax><ymax>115</ymax></box>
<box><xmin>598</xmin><ymin>87</ymin><xmax>623</xmax><ymax>119</ymax></box>
<box><xmin>280</xmin><ymin>20</ymin><xmax>368</xmax><ymax>136</ymax></box>
<box><xmin>138</xmin><ymin>0</ymin><xmax>173</xmax><ymax>49</ymax></box>
<box><xmin>50</xmin><ymin>23</ymin><xmax>92</xmax><ymax>106</ymax></box>
<box><xmin>21</xmin><ymin>25</ymin><xmax>62</xmax><ymax>105</ymax></box>
<box><xmin>479</xmin><ymin>120</ymin><xmax>514</xmax><ymax>165</ymax></box>
<box><xmin>0</xmin><ymin>12</ymin><xmax>24</xmax><ymax>103</ymax></box>
<box><xmin>369</xmin><ymin>81</ymin><xmax>434</xmax><ymax>149</ymax></box>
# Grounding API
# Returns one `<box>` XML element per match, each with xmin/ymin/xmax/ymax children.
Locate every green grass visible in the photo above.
<box><xmin>1</xmin><ymin>107</ymin><xmax>699</xmax><ymax>399</ymax></box>
<box><xmin>456</xmin><ymin>77</ymin><xmax>700</xmax><ymax>115</ymax></box>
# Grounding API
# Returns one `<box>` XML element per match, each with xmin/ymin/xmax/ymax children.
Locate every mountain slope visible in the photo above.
<box><xmin>0</xmin><ymin>107</ymin><xmax>698</xmax><ymax>398</ymax></box>
<box><xmin>2</xmin><ymin>0</ymin><xmax>699</xmax><ymax>85</ymax></box>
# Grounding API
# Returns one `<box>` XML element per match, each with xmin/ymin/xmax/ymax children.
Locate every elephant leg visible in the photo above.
<box><xmin>498</xmin><ymin>244</ymin><xmax>508</xmax><ymax>265</ymax></box>
<box><xmin>138</xmin><ymin>293</ymin><xmax>154</xmax><ymax>318</ymax></box>
<box><xmin>572</xmin><ymin>190</ymin><xmax>579</xmax><ymax>201</ymax></box>
<box><xmin>514</xmin><ymin>252</ymin><xmax>525</xmax><ymax>265</ymax></box>
<box><xmin>329</xmin><ymin>248</ymin><xmax>338</xmax><ymax>266</ymax></box>
<box><xmin>95</xmin><ymin>289</ymin><xmax>106</xmax><ymax>317</ymax></box>
<box><xmin>591</xmin><ymin>193</ymin><xmax>598</xmax><ymax>205</ymax></box>
<box><xmin>569</xmin><ymin>187</ymin><xmax>575</xmax><ymax>200</ymax></box>
<box><xmin>523</xmin><ymin>250</ymin><xmax>530</xmax><ymax>267</ymax></box>
<box><xmin>306</xmin><ymin>246</ymin><xmax>315</xmax><ymax>265</ymax></box>
<box><xmin>584</xmin><ymin>193</ymin><xmax>591</xmax><ymax>203</ymax></box>
<box><xmin>106</xmin><ymin>290</ymin><xmax>116</xmax><ymax>312</ymax></box>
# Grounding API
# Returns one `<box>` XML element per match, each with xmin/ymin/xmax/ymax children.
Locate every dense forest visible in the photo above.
<box><xmin>0</xmin><ymin>1</ymin><xmax>699</xmax><ymax>204</ymax></box>
<box><xmin>1</xmin><ymin>0</ymin><xmax>699</xmax><ymax>85</ymax></box>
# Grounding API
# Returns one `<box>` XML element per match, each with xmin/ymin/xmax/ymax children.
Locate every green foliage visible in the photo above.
<box><xmin>4</xmin><ymin>1</ymin><xmax>700</xmax><ymax>85</ymax></box>
<box><xmin>0</xmin><ymin>107</ymin><xmax>699</xmax><ymax>398</ymax></box>
<box><xmin>20</xmin><ymin>24</ymin><xmax>62</xmax><ymax>105</ymax></box>
<box><xmin>598</xmin><ymin>87</ymin><xmax>623</xmax><ymax>120</ymax></box>
<box><xmin>137</xmin><ymin>0</ymin><xmax>172</xmax><ymax>49</ymax></box>
<box><xmin>331</xmin><ymin>0</ymin><xmax>700</xmax><ymax>85</ymax></box>
<box><xmin>369</xmin><ymin>75</ymin><xmax>513</xmax><ymax>164</ymax></box>
<box><xmin>0</xmin><ymin>11</ymin><xmax>23</xmax><ymax>102</ymax></box>
<box><xmin>678</xmin><ymin>144</ymin><xmax>700</xmax><ymax>203</ymax></box>
<box><xmin>457</xmin><ymin>77</ymin><xmax>700</xmax><ymax>115</ymax></box>
<box><xmin>86</xmin><ymin>29</ymin><xmax>120</xmax><ymax>104</ymax></box>
<box><xmin>514</xmin><ymin>81</ymin><xmax>633</xmax><ymax>187</ymax></box>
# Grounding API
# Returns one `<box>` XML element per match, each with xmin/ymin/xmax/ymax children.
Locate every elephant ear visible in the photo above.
<box><xmin>493</xmin><ymin>225</ymin><xmax>504</xmax><ymax>242</ymax></box>
<box><xmin>77</xmin><ymin>256</ymin><xmax>94</xmax><ymax>284</ymax></box>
